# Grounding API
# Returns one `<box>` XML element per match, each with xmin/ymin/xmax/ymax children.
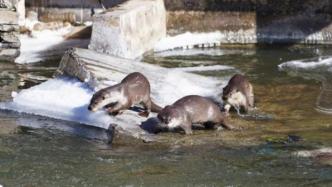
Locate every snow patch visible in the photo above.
<box><xmin>15</xmin><ymin>27</ymin><xmax>90</xmax><ymax>64</ymax></box>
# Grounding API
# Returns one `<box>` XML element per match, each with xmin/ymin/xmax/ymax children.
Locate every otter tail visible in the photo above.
<box><xmin>151</xmin><ymin>101</ymin><xmax>163</xmax><ymax>113</ymax></box>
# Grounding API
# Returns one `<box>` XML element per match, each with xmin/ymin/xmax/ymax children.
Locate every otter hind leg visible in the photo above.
<box><xmin>216</xmin><ymin>115</ymin><xmax>236</xmax><ymax>130</ymax></box>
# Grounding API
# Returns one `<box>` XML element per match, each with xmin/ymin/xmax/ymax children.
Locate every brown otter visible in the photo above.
<box><xmin>157</xmin><ymin>95</ymin><xmax>234</xmax><ymax>135</ymax></box>
<box><xmin>222</xmin><ymin>74</ymin><xmax>254</xmax><ymax>115</ymax></box>
<box><xmin>88</xmin><ymin>72</ymin><xmax>162</xmax><ymax>117</ymax></box>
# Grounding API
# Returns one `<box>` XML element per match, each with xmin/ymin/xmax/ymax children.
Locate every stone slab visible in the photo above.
<box><xmin>0</xmin><ymin>9</ymin><xmax>17</xmax><ymax>24</ymax></box>
<box><xmin>89</xmin><ymin>0</ymin><xmax>166</xmax><ymax>59</ymax></box>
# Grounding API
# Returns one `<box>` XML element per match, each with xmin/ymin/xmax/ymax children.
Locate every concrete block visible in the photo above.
<box><xmin>89</xmin><ymin>0</ymin><xmax>166</xmax><ymax>59</ymax></box>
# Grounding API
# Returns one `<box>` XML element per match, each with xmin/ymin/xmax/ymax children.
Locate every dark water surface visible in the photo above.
<box><xmin>0</xmin><ymin>47</ymin><xmax>332</xmax><ymax>186</ymax></box>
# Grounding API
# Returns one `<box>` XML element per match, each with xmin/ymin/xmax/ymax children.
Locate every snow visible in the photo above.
<box><xmin>15</xmin><ymin>27</ymin><xmax>90</xmax><ymax>64</ymax></box>
<box><xmin>154</xmin><ymin>32</ymin><xmax>225</xmax><ymax>52</ymax></box>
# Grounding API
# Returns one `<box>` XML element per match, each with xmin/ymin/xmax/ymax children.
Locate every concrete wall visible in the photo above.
<box><xmin>25</xmin><ymin>0</ymin><xmax>332</xmax><ymax>45</ymax></box>
<box><xmin>26</xmin><ymin>0</ymin><xmax>126</xmax><ymax>23</ymax></box>
<box><xmin>165</xmin><ymin>0</ymin><xmax>332</xmax><ymax>44</ymax></box>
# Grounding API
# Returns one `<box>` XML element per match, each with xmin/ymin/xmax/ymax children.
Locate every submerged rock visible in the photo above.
<box><xmin>295</xmin><ymin>148</ymin><xmax>332</xmax><ymax>166</ymax></box>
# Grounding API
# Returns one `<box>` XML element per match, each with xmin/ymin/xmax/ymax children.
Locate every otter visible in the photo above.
<box><xmin>88</xmin><ymin>72</ymin><xmax>162</xmax><ymax>117</ymax></box>
<box><xmin>157</xmin><ymin>95</ymin><xmax>234</xmax><ymax>135</ymax></box>
<box><xmin>222</xmin><ymin>74</ymin><xmax>254</xmax><ymax>115</ymax></box>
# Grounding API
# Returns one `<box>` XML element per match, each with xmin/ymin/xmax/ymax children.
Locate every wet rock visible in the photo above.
<box><xmin>263</xmin><ymin>134</ymin><xmax>302</xmax><ymax>144</ymax></box>
<box><xmin>295</xmin><ymin>148</ymin><xmax>332</xmax><ymax>166</ymax></box>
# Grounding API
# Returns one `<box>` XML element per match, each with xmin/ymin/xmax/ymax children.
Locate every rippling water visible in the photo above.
<box><xmin>0</xmin><ymin>46</ymin><xmax>332</xmax><ymax>186</ymax></box>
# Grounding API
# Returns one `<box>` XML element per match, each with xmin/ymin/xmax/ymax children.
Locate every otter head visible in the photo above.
<box><xmin>88</xmin><ymin>87</ymin><xmax>122</xmax><ymax>112</ymax></box>
<box><xmin>222</xmin><ymin>85</ymin><xmax>237</xmax><ymax>101</ymax></box>
<box><xmin>222</xmin><ymin>85</ymin><xmax>246</xmax><ymax>112</ymax></box>
<box><xmin>157</xmin><ymin>105</ymin><xmax>182</xmax><ymax>129</ymax></box>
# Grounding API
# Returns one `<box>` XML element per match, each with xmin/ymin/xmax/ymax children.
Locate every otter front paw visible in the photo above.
<box><xmin>138</xmin><ymin>111</ymin><xmax>149</xmax><ymax>118</ymax></box>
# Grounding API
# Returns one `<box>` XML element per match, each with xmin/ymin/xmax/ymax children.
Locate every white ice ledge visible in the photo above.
<box><xmin>154</xmin><ymin>32</ymin><xmax>225</xmax><ymax>52</ymax></box>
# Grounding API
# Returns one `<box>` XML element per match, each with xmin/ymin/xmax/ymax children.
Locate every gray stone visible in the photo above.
<box><xmin>0</xmin><ymin>9</ymin><xmax>17</xmax><ymax>24</ymax></box>
<box><xmin>0</xmin><ymin>48</ymin><xmax>19</xmax><ymax>61</ymax></box>
<box><xmin>0</xmin><ymin>24</ymin><xmax>18</xmax><ymax>32</ymax></box>
<box><xmin>0</xmin><ymin>32</ymin><xmax>19</xmax><ymax>43</ymax></box>
<box><xmin>89</xmin><ymin>0</ymin><xmax>166</xmax><ymax>59</ymax></box>
<box><xmin>0</xmin><ymin>0</ymin><xmax>17</xmax><ymax>9</ymax></box>
<box><xmin>0</xmin><ymin>41</ymin><xmax>20</xmax><ymax>48</ymax></box>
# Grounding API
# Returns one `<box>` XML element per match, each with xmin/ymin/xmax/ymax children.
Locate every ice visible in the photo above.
<box><xmin>278</xmin><ymin>56</ymin><xmax>332</xmax><ymax>71</ymax></box>
<box><xmin>154</xmin><ymin>48</ymin><xmax>256</xmax><ymax>57</ymax></box>
<box><xmin>175</xmin><ymin>65</ymin><xmax>234</xmax><ymax>72</ymax></box>
<box><xmin>0</xmin><ymin>77</ymin><xmax>113</xmax><ymax>129</ymax></box>
<box><xmin>154</xmin><ymin>32</ymin><xmax>225</xmax><ymax>52</ymax></box>
<box><xmin>0</xmin><ymin>67</ymin><xmax>230</xmax><ymax>139</ymax></box>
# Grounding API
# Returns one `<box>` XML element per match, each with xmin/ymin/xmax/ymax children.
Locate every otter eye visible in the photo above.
<box><xmin>102</xmin><ymin>96</ymin><xmax>106</xmax><ymax>100</ymax></box>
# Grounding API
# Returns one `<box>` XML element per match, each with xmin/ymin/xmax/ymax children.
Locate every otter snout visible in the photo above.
<box><xmin>88</xmin><ymin>104</ymin><xmax>98</xmax><ymax>112</ymax></box>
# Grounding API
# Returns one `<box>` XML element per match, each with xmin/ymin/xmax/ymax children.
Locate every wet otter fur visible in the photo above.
<box><xmin>157</xmin><ymin>95</ymin><xmax>234</xmax><ymax>135</ymax></box>
<box><xmin>222</xmin><ymin>74</ymin><xmax>254</xmax><ymax>115</ymax></box>
<box><xmin>88</xmin><ymin>72</ymin><xmax>162</xmax><ymax>117</ymax></box>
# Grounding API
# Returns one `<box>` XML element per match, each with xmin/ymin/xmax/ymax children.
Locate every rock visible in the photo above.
<box><xmin>0</xmin><ymin>41</ymin><xmax>20</xmax><ymax>48</ymax></box>
<box><xmin>0</xmin><ymin>24</ymin><xmax>18</xmax><ymax>32</ymax></box>
<box><xmin>0</xmin><ymin>48</ymin><xmax>19</xmax><ymax>61</ymax></box>
<box><xmin>0</xmin><ymin>32</ymin><xmax>19</xmax><ymax>43</ymax></box>
<box><xmin>0</xmin><ymin>0</ymin><xmax>17</xmax><ymax>9</ymax></box>
<box><xmin>0</xmin><ymin>9</ymin><xmax>17</xmax><ymax>24</ymax></box>
<box><xmin>89</xmin><ymin>0</ymin><xmax>166</xmax><ymax>59</ymax></box>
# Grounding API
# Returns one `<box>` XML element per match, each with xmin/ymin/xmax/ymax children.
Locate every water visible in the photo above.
<box><xmin>1</xmin><ymin>46</ymin><xmax>332</xmax><ymax>186</ymax></box>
